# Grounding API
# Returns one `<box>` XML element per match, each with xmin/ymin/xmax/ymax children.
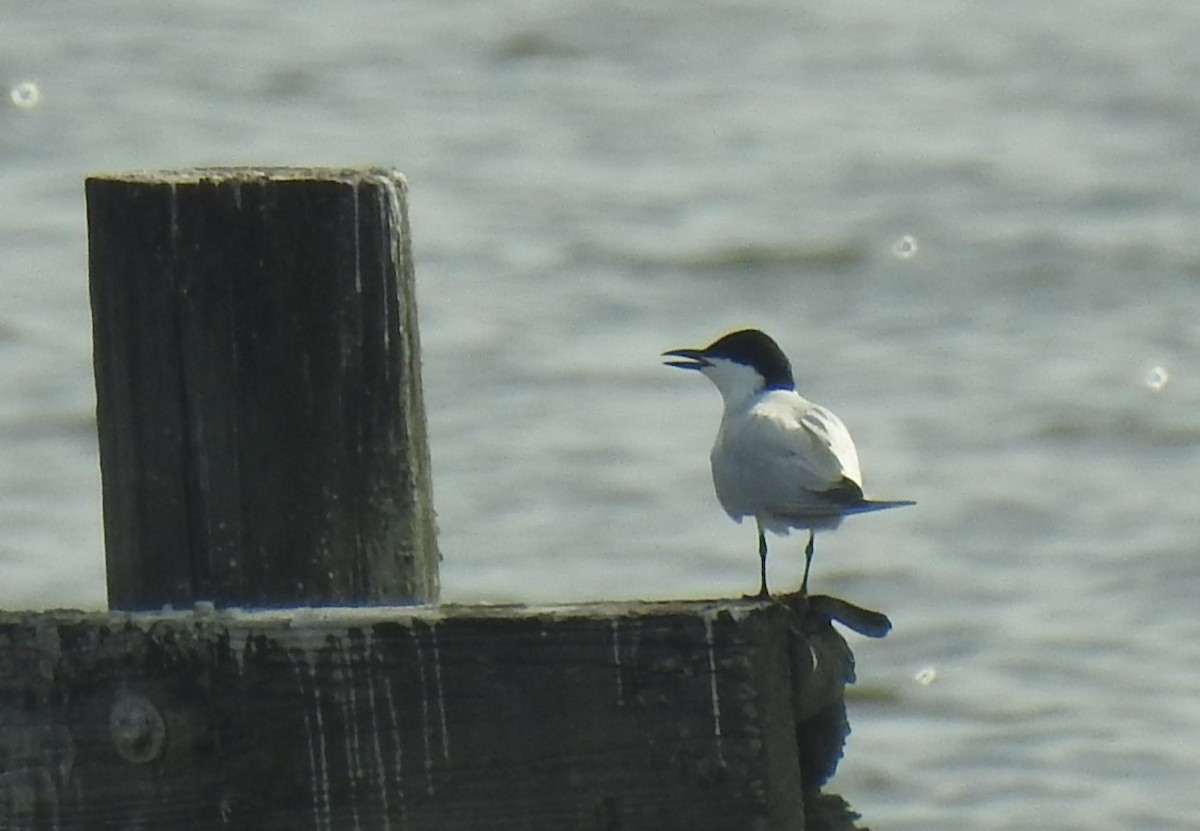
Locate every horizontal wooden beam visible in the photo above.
<box><xmin>0</xmin><ymin>595</ymin><xmax>856</xmax><ymax>830</ymax></box>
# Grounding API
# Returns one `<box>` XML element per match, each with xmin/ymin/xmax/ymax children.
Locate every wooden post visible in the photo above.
<box><xmin>85</xmin><ymin>168</ymin><xmax>438</xmax><ymax>610</ymax></box>
<box><xmin>0</xmin><ymin>596</ymin><xmax>857</xmax><ymax>831</ymax></box>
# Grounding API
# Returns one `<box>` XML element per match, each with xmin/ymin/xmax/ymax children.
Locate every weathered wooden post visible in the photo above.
<box><xmin>86</xmin><ymin>168</ymin><xmax>437</xmax><ymax>609</ymax></box>
<box><xmin>0</xmin><ymin>167</ymin><xmax>880</xmax><ymax>831</ymax></box>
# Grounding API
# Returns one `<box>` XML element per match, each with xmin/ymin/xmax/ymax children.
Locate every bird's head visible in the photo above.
<box><xmin>663</xmin><ymin>329</ymin><xmax>795</xmax><ymax>408</ymax></box>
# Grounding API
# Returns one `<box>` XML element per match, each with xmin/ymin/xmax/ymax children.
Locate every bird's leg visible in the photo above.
<box><xmin>799</xmin><ymin>531</ymin><xmax>815</xmax><ymax>595</ymax></box>
<box><xmin>754</xmin><ymin>523</ymin><xmax>770</xmax><ymax>600</ymax></box>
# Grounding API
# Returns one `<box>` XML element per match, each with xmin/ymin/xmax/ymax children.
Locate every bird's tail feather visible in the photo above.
<box><xmin>839</xmin><ymin>499</ymin><xmax>916</xmax><ymax>516</ymax></box>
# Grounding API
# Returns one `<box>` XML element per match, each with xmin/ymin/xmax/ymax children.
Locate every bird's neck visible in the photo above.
<box><xmin>716</xmin><ymin>386</ymin><xmax>763</xmax><ymax>415</ymax></box>
<box><xmin>719</xmin><ymin>378</ymin><xmax>796</xmax><ymax>413</ymax></box>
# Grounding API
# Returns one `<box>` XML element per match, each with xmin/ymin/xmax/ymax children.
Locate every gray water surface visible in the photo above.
<box><xmin>3</xmin><ymin>1</ymin><xmax>1198</xmax><ymax>827</ymax></box>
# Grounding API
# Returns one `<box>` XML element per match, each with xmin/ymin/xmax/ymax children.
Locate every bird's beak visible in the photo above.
<box><xmin>662</xmin><ymin>347</ymin><xmax>709</xmax><ymax>370</ymax></box>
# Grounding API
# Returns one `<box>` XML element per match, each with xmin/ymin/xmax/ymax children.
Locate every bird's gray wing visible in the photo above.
<box><xmin>797</xmin><ymin>404</ymin><xmax>862</xmax><ymax>487</ymax></box>
<box><xmin>714</xmin><ymin>400</ymin><xmax>861</xmax><ymax>520</ymax></box>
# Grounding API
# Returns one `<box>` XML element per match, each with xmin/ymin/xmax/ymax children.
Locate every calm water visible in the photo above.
<box><xmin>3</xmin><ymin>1</ymin><xmax>1199</xmax><ymax>827</ymax></box>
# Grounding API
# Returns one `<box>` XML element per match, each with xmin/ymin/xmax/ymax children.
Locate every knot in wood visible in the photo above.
<box><xmin>110</xmin><ymin>692</ymin><xmax>166</xmax><ymax>764</ymax></box>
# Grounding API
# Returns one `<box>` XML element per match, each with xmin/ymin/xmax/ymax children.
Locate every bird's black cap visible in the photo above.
<box><xmin>702</xmin><ymin>329</ymin><xmax>795</xmax><ymax>390</ymax></box>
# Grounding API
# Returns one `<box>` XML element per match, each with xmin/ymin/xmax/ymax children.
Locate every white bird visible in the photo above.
<box><xmin>663</xmin><ymin>328</ymin><xmax>913</xmax><ymax>599</ymax></box>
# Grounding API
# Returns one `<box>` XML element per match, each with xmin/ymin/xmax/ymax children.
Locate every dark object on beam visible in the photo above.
<box><xmin>86</xmin><ymin>169</ymin><xmax>438</xmax><ymax>610</ymax></box>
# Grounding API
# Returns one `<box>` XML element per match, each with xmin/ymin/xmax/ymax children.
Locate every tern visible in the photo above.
<box><xmin>664</xmin><ymin>328</ymin><xmax>913</xmax><ymax>599</ymax></box>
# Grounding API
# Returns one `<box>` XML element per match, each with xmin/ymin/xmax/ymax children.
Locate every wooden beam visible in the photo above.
<box><xmin>85</xmin><ymin>169</ymin><xmax>438</xmax><ymax>610</ymax></box>
<box><xmin>0</xmin><ymin>596</ymin><xmax>854</xmax><ymax>830</ymax></box>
